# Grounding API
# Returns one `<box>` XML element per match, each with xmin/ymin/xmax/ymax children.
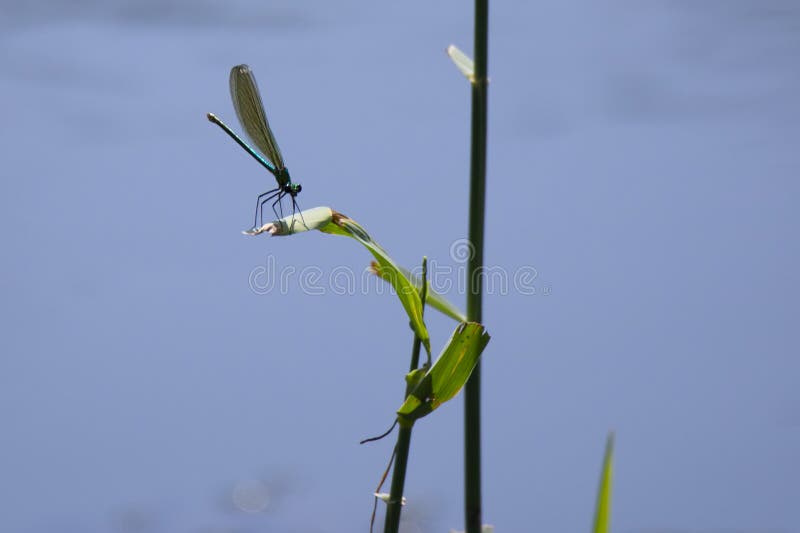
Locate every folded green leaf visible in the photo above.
<box><xmin>592</xmin><ymin>432</ymin><xmax>615</xmax><ymax>533</ymax></box>
<box><xmin>397</xmin><ymin>322</ymin><xmax>490</xmax><ymax>426</ymax></box>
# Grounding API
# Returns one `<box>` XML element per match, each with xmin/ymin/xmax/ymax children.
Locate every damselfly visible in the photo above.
<box><xmin>207</xmin><ymin>64</ymin><xmax>304</xmax><ymax>229</ymax></box>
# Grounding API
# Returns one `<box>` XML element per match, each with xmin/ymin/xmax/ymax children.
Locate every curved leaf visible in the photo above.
<box><xmin>320</xmin><ymin>211</ymin><xmax>431</xmax><ymax>357</ymax></box>
<box><xmin>397</xmin><ymin>322</ymin><xmax>490</xmax><ymax>426</ymax></box>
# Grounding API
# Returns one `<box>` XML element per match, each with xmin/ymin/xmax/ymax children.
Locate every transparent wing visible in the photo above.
<box><xmin>229</xmin><ymin>64</ymin><xmax>285</xmax><ymax>170</ymax></box>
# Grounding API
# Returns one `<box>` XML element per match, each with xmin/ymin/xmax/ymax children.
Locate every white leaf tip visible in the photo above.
<box><xmin>446</xmin><ymin>44</ymin><xmax>475</xmax><ymax>82</ymax></box>
<box><xmin>374</xmin><ymin>492</ymin><xmax>406</xmax><ymax>506</ymax></box>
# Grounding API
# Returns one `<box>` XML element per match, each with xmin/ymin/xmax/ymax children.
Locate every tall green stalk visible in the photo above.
<box><xmin>465</xmin><ymin>1</ymin><xmax>489</xmax><ymax>532</ymax></box>
<box><xmin>384</xmin><ymin>259</ymin><xmax>428</xmax><ymax>533</ymax></box>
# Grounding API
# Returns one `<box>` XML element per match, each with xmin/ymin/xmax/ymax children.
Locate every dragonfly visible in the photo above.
<box><xmin>207</xmin><ymin>64</ymin><xmax>304</xmax><ymax>230</ymax></box>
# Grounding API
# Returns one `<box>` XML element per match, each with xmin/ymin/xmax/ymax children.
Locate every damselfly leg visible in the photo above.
<box><xmin>254</xmin><ymin>188</ymin><xmax>280</xmax><ymax>228</ymax></box>
<box><xmin>290</xmin><ymin>196</ymin><xmax>308</xmax><ymax>230</ymax></box>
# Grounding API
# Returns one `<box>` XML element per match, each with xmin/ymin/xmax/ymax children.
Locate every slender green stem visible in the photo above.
<box><xmin>384</xmin><ymin>258</ymin><xmax>428</xmax><ymax>533</ymax></box>
<box><xmin>465</xmin><ymin>1</ymin><xmax>489</xmax><ymax>532</ymax></box>
<box><xmin>383</xmin><ymin>426</ymin><xmax>411</xmax><ymax>532</ymax></box>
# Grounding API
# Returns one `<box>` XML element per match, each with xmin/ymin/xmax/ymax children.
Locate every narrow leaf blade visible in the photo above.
<box><xmin>592</xmin><ymin>432</ymin><xmax>615</xmax><ymax>533</ymax></box>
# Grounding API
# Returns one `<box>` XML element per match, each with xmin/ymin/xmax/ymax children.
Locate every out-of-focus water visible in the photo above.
<box><xmin>1</xmin><ymin>1</ymin><xmax>798</xmax><ymax>532</ymax></box>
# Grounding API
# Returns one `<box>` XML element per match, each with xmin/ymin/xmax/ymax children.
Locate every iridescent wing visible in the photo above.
<box><xmin>229</xmin><ymin>64</ymin><xmax>285</xmax><ymax>170</ymax></box>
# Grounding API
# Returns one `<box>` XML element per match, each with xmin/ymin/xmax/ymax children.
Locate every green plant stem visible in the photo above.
<box><xmin>382</xmin><ymin>418</ymin><xmax>412</xmax><ymax>531</ymax></box>
<box><xmin>465</xmin><ymin>0</ymin><xmax>489</xmax><ymax>532</ymax></box>
<box><xmin>384</xmin><ymin>259</ymin><xmax>428</xmax><ymax>533</ymax></box>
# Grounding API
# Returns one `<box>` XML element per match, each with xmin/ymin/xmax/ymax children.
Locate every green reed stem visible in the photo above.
<box><xmin>384</xmin><ymin>258</ymin><xmax>428</xmax><ymax>533</ymax></box>
<box><xmin>465</xmin><ymin>1</ymin><xmax>489</xmax><ymax>532</ymax></box>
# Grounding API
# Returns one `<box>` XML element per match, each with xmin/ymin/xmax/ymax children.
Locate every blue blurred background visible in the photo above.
<box><xmin>1</xmin><ymin>1</ymin><xmax>798</xmax><ymax>532</ymax></box>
